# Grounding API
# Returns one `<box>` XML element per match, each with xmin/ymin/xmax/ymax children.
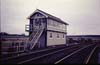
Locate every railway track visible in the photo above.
<box><xmin>18</xmin><ymin>45</ymin><xmax>82</xmax><ymax>64</ymax></box>
<box><xmin>55</xmin><ymin>44</ymin><xmax>99</xmax><ymax>64</ymax></box>
<box><xmin>17</xmin><ymin>44</ymin><xmax>92</xmax><ymax>64</ymax></box>
<box><xmin>0</xmin><ymin>44</ymin><xmax>81</xmax><ymax>64</ymax></box>
<box><xmin>85</xmin><ymin>45</ymin><xmax>100</xmax><ymax>64</ymax></box>
<box><xmin>1</xmin><ymin>44</ymin><xmax>99</xmax><ymax>64</ymax></box>
<box><xmin>0</xmin><ymin>45</ymin><xmax>66</xmax><ymax>59</ymax></box>
<box><xmin>85</xmin><ymin>46</ymin><xmax>98</xmax><ymax>64</ymax></box>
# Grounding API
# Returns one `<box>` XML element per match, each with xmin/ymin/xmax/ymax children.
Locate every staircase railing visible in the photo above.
<box><xmin>29</xmin><ymin>30</ymin><xmax>37</xmax><ymax>41</ymax></box>
<box><xmin>28</xmin><ymin>26</ymin><xmax>45</xmax><ymax>50</ymax></box>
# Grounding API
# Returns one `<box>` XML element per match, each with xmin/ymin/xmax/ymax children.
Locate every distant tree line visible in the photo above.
<box><xmin>67</xmin><ymin>38</ymin><xmax>96</xmax><ymax>44</ymax></box>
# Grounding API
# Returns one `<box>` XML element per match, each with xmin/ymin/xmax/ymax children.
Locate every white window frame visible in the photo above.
<box><xmin>49</xmin><ymin>33</ymin><xmax>53</xmax><ymax>39</ymax></box>
<box><xmin>63</xmin><ymin>34</ymin><xmax>65</xmax><ymax>38</ymax></box>
<box><xmin>57</xmin><ymin>33</ymin><xmax>60</xmax><ymax>39</ymax></box>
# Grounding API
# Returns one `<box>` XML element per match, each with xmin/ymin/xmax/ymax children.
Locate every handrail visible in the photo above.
<box><xmin>25</xmin><ymin>23</ymin><xmax>45</xmax><ymax>50</ymax></box>
<box><xmin>25</xmin><ymin>25</ymin><xmax>34</xmax><ymax>32</ymax></box>
<box><xmin>30</xmin><ymin>26</ymin><xmax>45</xmax><ymax>49</ymax></box>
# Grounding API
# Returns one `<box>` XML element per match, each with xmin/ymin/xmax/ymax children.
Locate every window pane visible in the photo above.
<box><xmin>50</xmin><ymin>33</ymin><xmax>52</xmax><ymax>38</ymax></box>
<box><xmin>63</xmin><ymin>34</ymin><xmax>64</xmax><ymax>38</ymax></box>
<box><xmin>57</xmin><ymin>34</ymin><xmax>59</xmax><ymax>38</ymax></box>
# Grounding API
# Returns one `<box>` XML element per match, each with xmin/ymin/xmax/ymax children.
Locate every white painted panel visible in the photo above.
<box><xmin>47</xmin><ymin>19</ymin><xmax>66</xmax><ymax>32</ymax></box>
<box><xmin>47</xmin><ymin>31</ymin><xmax>66</xmax><ymax>46</ymax></box>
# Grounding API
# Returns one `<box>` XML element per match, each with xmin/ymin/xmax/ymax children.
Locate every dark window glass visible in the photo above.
<box><xmin>15</xmin><ymin>43</ymin><xmax>19</xmax><ymax>46</ymax></box>
<box><xmin>20</xmin><ymin>47</ymin><xmax>24</xmax><ymax>51</ymax></box>
<box><xmin>35</xmin><ymin>19</ymin><xmax>39</xmax><ymax>26</ymax></box>
<box><xmin>57</xmin><ymin>34</ymin><xmax>59</xmax><ymax>38</ymax></box>
<box><xmin>63</xmin><ymin>34</ymin><xmax>64</xmax><ymax>38</ymax></box>
<box><xmin>12</xmin><ymin>43</ymin><xmax>14</xmax><ymax>46</ymax></box>
<box><xmin>37</xmin><ymin>13</ymin><xmax>39</xmax><ymax>16</ymax></box>
<box><xmin>50</xmin><ymin>33</ymin><xmax>52</xmax><ymax>38</ymax></box>
<box><xmin>21</xmin><ymin>42</ymin><xmax>24</xmax><ymax>45</ymax></box>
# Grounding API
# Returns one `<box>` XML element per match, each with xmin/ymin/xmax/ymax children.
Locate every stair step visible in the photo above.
<box><xmin>26</xmin><ymin>27</ymin><xmax>45</xmax><ymax>50</ymax></box>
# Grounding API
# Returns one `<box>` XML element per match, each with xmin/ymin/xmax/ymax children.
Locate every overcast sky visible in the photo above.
<box><xmin>1</xmin><ymin>0</ymin><xmax>100</xmax><ymax>35</ymax></box>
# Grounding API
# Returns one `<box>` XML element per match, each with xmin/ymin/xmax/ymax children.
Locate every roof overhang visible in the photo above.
<box><xmin>27</xmin><ymin>9</ymin><xmax>48</xmax><ymax>19</ymax></box>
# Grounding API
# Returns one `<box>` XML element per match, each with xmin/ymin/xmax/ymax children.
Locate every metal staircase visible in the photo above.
<box><xmin>27</xmin><ymin>26</ymin><xmax>45</xmax><ymax>50</ymax></box>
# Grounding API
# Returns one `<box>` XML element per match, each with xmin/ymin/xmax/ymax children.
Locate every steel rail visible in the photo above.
<box><xmin>85</xmin><ymin>45</ymin><xmax>98</xmax><ymax>64</ymax></box>
<box><xmin>54</xmin><ymin>44</ymin><xmax>94</xmax><ymax>64</ymax></box>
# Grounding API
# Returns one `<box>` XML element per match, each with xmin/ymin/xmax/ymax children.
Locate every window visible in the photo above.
<box><xmin>47</xmin><ymin>21</ymin><xmax>50</xmax><ymax>25</ymax></box>
<box><xmin>63</xmin><ymin>34</ymin><xmax>64</xmax><ymax>38</ymax></box>
<box><xmin>62</xmin><ymin>24</ymin><xmax>65</xmax><ymax>30</ymax></box>
<box><xmin>15</xmin><ymin>43</ymin><xmax>19</xmax><ymax>46</ymax></box>
<box><xmin>37</xmin><ymin>13</ymin><xmax>39</xmax><ymax>16</ymax></box>
<box><xmin>12</xmin><ymin>43</ymin><xmax>14</xmax><ymax>46</ymax></box>
<box><xmin>53</xmin><ymin>21</ymin><xmax>56</xmax><ymax>26</ymax></box>
<box><xmin>57</xmin><ymin>34</ymin><xmax>59</xmax><ymax>38</ymax></box>
<box><xmin>2</xmin><ymin>39</ymin><xmax>6</xmax><ymax>41</ymax></box>
<box><xmin>20</xmin><ymin>47</ymin><xmax>24</xmax><ymax>51</ymax></box>
<box><xmin>21</xmin><ymin>42</ymin><xmax>24</xmax><ymax>46</ymax></box>
<box><xmin>43</xmin><ymin>18</ymin><xmax>46</xmax><ymax>22</ymax></box>
<box><xmin>47</xmin><ymin>20</ymin><xmax>53</xmax><ymax>26</ymax></box>
<box><xmin>50</xmin><ymin>33</ymin><xmax>52</xmax><ymax>38</ymax></box>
